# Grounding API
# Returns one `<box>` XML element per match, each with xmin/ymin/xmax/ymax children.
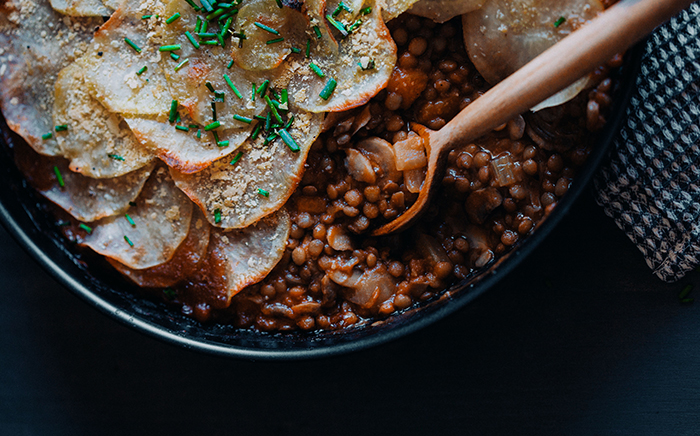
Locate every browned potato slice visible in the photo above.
<box><xmin>382</xmin><ymin>0</ymin><xmax>421</xmax><ymax>21</ymax></box>
<box><xmin>108</xmin><ymin>208</ymin><xmax>211</xmax><ymax>287</ymax></box>
<box><xmin>14</xmin><ymin>141</ymin><xmax>155</xmax><ymax>222</ymax></box>
<box><xmin>231</xmin><ymin>0</ymin><xmax>307</xmax><ymax>71</ymax></box>
<box><xmin>50</xmin><ymin>0</ymin><xmax>113</xmax><ymax>17</ymax></box>
<box><xmin>463</xmin><ymin>0</ymin><xmax>603</xmax><ymax>110</ymax></box>
<box><xmin>82</xmin><ymin>166</ymin><xmax>193</xmax><ymax>269</ymax></box>
<box><xmin>80</xmin><ymin>0</ymin><xmax>172</xmax><ymax>116</ymax></box>
<box><xmin>171</xmin><ymin>111</ymin><xmax>323</xmax><ymax>228</ymax></box>
<box><xmin>185</xmin><ymin>209</ymin><xmax>291</xmax><ymax>307</ymax></box>
<box><xmin>287</xmin><ymin>0</ymin><xmax>396</xmax><ymax>113</ymax></box>
<box><xmin>53</xmin><ymin>63</ymin><xmax>155</xmax><ymax>178</ymax></box>
<box><xmin>408</xmin><ymin>0</ymin><xmax>485</xmax><ymax>23</ymax></box>
<box><xmin>0</xmin><ymin>0</ymin><xmax>102</xmax><ymax>155</ymax></box>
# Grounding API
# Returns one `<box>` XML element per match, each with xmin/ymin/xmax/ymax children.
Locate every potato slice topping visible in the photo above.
<box><xmin>50</xmin><ymin>0</ymin><xmax>113</xmax><ymax>17</ymax></box>
<box><xmin>408</xmin><ymin>0</ymin><xmax>485</xmax><ymax>23</ymax></box>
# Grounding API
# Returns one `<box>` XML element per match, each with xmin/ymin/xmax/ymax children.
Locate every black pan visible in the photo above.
<box><xmin>0</xmin><ymin>43</ymin><xmax>643</xmax><ymax>360</ymax></box>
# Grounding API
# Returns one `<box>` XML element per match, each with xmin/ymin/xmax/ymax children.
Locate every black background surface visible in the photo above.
<box><xmin>2</xmin><ymin>192</ymin><xmax>699</xmax><ymax>435</ymax></box>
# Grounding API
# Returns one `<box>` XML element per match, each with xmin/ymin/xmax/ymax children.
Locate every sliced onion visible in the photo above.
<box><xmin>403</xmin><ymin>168</ymin><xmax>425</xmax><ymax>193</ymax></box>
<box><xmin>490</xmin><ymin>154</ymin><xmax>519</xmax><ymax>187</ymax></box>
<box><xmin>393</xmin><ymin>134</ymin><xmax>427</xmax><ymax>171</ymax></box>
<box><xmin>345</xmin><ymin>265</ymin><xmax>396</xmax><ymax>308</ymax></box>
<box><xmin>356</xmin><ymin>137</ymin><xmax>401</xmax><ymax>181</ymax></box>
<box><xmin>345</xmin><ymin>149</ymin><xmax>377</xmax><ymax>184</ymax></box>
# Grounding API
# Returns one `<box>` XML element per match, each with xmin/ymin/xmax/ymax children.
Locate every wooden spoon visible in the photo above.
<box><xmin>372</xmin><ymin>0</ymin><xmax>694</xmax><ymax>236</ymax></box>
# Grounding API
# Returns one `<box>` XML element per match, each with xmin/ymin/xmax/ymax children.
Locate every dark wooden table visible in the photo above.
<box><xmin>1</xmin><ymin>191</ymin><xmax>698</xmax><ymax>435</ymax></box>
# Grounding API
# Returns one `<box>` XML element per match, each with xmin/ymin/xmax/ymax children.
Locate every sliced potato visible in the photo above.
<box><xmin>53</xmin><ymin>62</ymin><xmax>155</xmax><ymax>178</ymax></box>
<box><xmin>50</xmin><ymin>0</ymin><xmax>113</xmax><ymax>17</ymax></box>
<box><xmin>108</xmin><ymin>208</ymin><xmax>211</xmax><ymax>287</ymax></box>
<box><xmin>0</xmin><ymin>0</ymin><xmax>101</xmax><ymax>155</ymax></box>
<box><xmin>171</xmin><ymin>111</ymin><xmax>323</xmax><ymax>228</ymax></box>
<box><xmin>14</xmin><ymin>141</ymin><xmax>155</xmax><ymax>222</ymax></box>
<box><xmin>80</xmin><ymin>0</ymin><xmax>172</xmax><ymax>116</ymax></box>
<box><xmin>287</xmin><ymin>0</ymin><xmax>396</xmax><ymax>113</ymax></box>
<box><xmin>408</xmin><ymin>0</ymin><xmax>485</xmax><ymax>23</ymax></box>
<box><xmin>463</xmin><ymin>0</ymin><xmax>603</xmax><ymax>109</ymax></box>
<box><xmin>82</xmin><ymin>166</ymin><xmax>193</xmax><ymax>269</ymax></box>
<box><xmin>382</xmin><ymin>0</ymin><xmax>421</xmax><ymax>21</ymax></box>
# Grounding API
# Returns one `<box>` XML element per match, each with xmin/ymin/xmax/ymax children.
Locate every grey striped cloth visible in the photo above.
<box><xmin>595</xmin><ymin>3</ymin><xmax>700</xmax><ymax>282</ymax></box>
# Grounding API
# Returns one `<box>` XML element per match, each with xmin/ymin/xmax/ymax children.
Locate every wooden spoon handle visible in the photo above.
<box><xmin>430</xmin><ymin>0</ymin><xmax>695</xmax><ymax>152</ymax></box>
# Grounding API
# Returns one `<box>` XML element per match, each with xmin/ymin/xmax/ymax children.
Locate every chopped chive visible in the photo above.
<box><xmin>212</xmin><ymin>130</ymin><xmax>220</xmax><ymax>143</ymax></box>
<box><xmin>174</xmin><ymin>58</ymin><xmax>189</xmax><ymax>71</ymax></box>
<box><xmin>254</xmin><ymin>22</ymin><xmax>280</xmax><ymax>35</ymax></box>
<box><xmin>165</xmin><ymin>12</ymin><xmax>181</xmax><ymax>23</ymax></box>
<box><xmin>281</xmin><ymin>88</ymin><xmax>288</xmax><ymax>104</ymax></box>
<box><xmin>53</xmin><ymin>166</ymin><xmax>65</xmax><ymax>187</ymax></box>
<box><xmin>217</xmin><ymin>140</ymin><xmax>229</xmax><ymax>147</ymax></box>
<box><xmin>159</xmin><ymin>44</ymin><xmax>181</xmax><ymax>51</ymax></box>
<box><xmin>41</xmin><ymin>132</ymin><xmax>53</xmax><ymax>140</ymax></box>
<box><xmin>200</xmin><ymin>0</ymin><xmax>214</xmax><ymax>12</ymax></box>
<box><xmin>266</xmin><ymin>37</ymin><xmax>285</xmax><ymax>44</ymax></box>
<box><xmin>218</xmin><ymin>33</ymin><xmax>225</xmax><ymax>47</ymax></box>
<box><xmin>217</xmin><ymin>3</ymin><xmax>233</xmax><ymax>8</ymax></box>
<box><xmin>265</xmin><ymin>112</ymin><xmax>271</xmax><ymax>131</ymax></box>
<box><xmin>264</xmin><ymin>95</ymin><xmax>283</xmax><ymax>123</ymax></box>
<box><xmin>258</xmin><ymin>188</ymin><xmax>270</xmax><ymax>197</ymax></box>
<box><xmin>223</xmin><ymin>74</ymin><xmax>243</xmax><ymax>98</ymax></box>
<box><xmin>360</xmin><ymin>6</ymin><xmax>371</xmax><ymax>14</ymax></box>
<box><xmin>175</xmin><ymin>125</ymin><xmax>190</xmax><ymax>131</ymax></box>
<box><xmin>57</xmin><ymin>220</ymin><xmax>70</xmax><ymax>227</ymax></box>
<box><xmin>79</xmin><ymin>223</ymin><xmax>92</xmax><ymax>234</ymax></box>
<box><xmin>250</xmin><ymin>123</ymin><xmax>262</xmax><ymax>140</ymax></box>
<box><xmin>335</xmin><ymin>1</ymin><xmax>352</xmax><ymax>15</ymax></box>
<box><xmin>214</xmin><ymin>91</ymin><xmax>225</xmax><ymax>101</ymax></box>
<box><xmin>125</xmin><ymin>213</ymin><xmax>136</xmax><ymax>227</ymax></box>
<box><xmin>682</xmin><ymin>298</ymin><xmax>695</xmax><ymax>304</ymax></box>
<box><xmin>274</xmin><ymin>0</ymin><xmax>282</xmax><ymax>8</ymax></box>
<box><xmin>233</xmin><ymin>114</ymin><xmax>253</xmax><ymax>124</ymax></box>
<box><xmin>124</xmin><ymin>37</ymin><xmax>142</xmax><ymax>53</ymax></box>
<box><xmin>214</xmin><ymin>208</ymin><xmax>222</xmax><ymax>223</ymax></box>
<box><xmin>184</xmin><ymin>0</ymin><xmax>199</xmax><ymax>9</ymax></box>
<box><xmin>306</xmin><ymin>38</ymin><xmax>311</xmax><ymax>57</ymax></box>
<box><xmin>279</xmin><ymin>128</ymin><xmax>300</xmax><ymax>152</ymax></box>
<box><xmin>230</xmin><ymin>151</ymin><xmax>244</xmax><ymax>166</ymax></box>
<box><xmin>284</xmin><ymin>113</ymin><xmax>294</xmax><ymax>129</ymax></box>
<box><xmin>326</xmin><ymin>14</ymin><xmax>348</xmax><ymax>37</ymax></box>
<box><xmin>163</xmin><ymin>288</ymin><xmax>176</xmax><ymax>300</ymax></box>
<box><xmin>195</xmin><ymin>16</ymin><xmax>203</xmax><ymax>33</ymax></box>
<box><xmin>136</xmin><ymin>66</ymin><xmax>148</xmax><ymax>75</ymax></box>
<box><xmin>108</xmin><ymin>153</ymin><xmax>125</xmax><ymax>161</ymax></box>
<box><xmin>202</xmin><ymin>40</ymin><xmax>219</xmax><ymax>45</ymax></box>
<box><xmin>129</xmin><ymin>201</ymin><xmax>137</xmax><ymax>207</ymax></box>
<box><xmin>204</xmin><ymin>120</ymin><xmax>221</xmax><ymax>131</ymax></box>
<box><xmin>205</xmin><ymin>82</ymin><xmax>215</xmax><ymax>92</ymax></box>
<box><xmin>211</xmin><ymin>102</ymin><xmax>217</xmax><ymax>121</ymax></box>
<box><xmin>189</xmin><ymin>124</ymin><xmax>198</xmax><ymax>129</ymax></box>
<box><xmin>313</xmin><ymin>25</ymin><xmax>322</xmax><ymax>39</ymax></box>
<box><xmin>309</xmin><ymin>62</ymin><xmax>325</xmax><ymax>77</ymax></box>
<box><xmin>124</xmin><ymin>235</ymin><xmax>134</xmax><ymax>247</ymax></box>
<box><xmin>554</xmin><ymin>16</ymin><xmax>566</xmax><ymax>27</ymax></box>
<box><xmin>257</xmin><ymin>79</ymin><xmax>269</xmax><ymax>97</ymax></box>
<box><xmin>142</xmin><ymin>14</ymin><xmax>152</xmax><ymax>19</ymax></box>
<box><xmin>169</xmin><ymin>100</ymin><xmax>178</xmax><ymax>123</ymax></box>
<box><xmin>201</xmin><ymin>20</ymin><xmax>208</xmax><ymax>33</ymax></box>
<box><xmin>680</xmin><ymin>284</ymin><xmax>694</xmax><ymax>299</ymax></box>
<box><xmin>176</xmin><ymin>112</ymin><xmax>181</xmax><ymax>123</ymax></box>
<box><xmin>227</xmin><ymin>59</ymin><xmax>234</xmax><ymax>69</ymax></box>
<box><xmin>196</xmin><ymin>129</ymin><xmax>202</xmax><ymax>138</ymax></box>
<box><xmin>185</xmin><ymin>31</ymin><xmax>200</xmax><ymax>49</ymax></box>
<box><xmin>290</xmin><ymin>47</ymin><xmax>300</xmax><ymax>53</ymax></box>
<box><xmin>196</xmin><ymin>32</ymin><xmax>218</xmax><ymax>38</ymax></box>
<box><xmin>222</xmin><ymin>17</ymin><xmax>233</xmax><ymax>37</ymax></box>
<box><xmin>206</xmin><ymin>8</ymin><xmax>226</xmax><ymax>20</ymax></box>
<box><xmin>55</xmin><ymin>124</ymin><xmax>68</xmax><ymax>132</ymax></box>
<box><xmin>170</xmin><ymin>52</ymin><xmax>180</xmax><ymax>60</ymax></box>
<box><xmin>218</xmin><ymin>11</ymin><xmax>237</xmax><ymax>22</ymax></box>
<box><xmin>319</xmin><ymin>78</ymin><xmax>337</xmax><ymax>100</ymax></box>
<box><xmin>251</xmin><ymin>83</ymin><xmax>257</xmax><ymax>101</ymax></box>
<box><xmin>346</xmin><ymin>19</ymin><xmax>362</xmax><ymax>33</ymax></box>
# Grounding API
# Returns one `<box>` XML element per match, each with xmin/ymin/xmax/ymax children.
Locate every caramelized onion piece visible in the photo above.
<box><xmin>53</xmin><ymin>62</ymin><xmax>155</xmax><ymax>178</ymax></box>
<box><xmin>0</xmin><ymin>0</ymin><xmax>101</xmax><ymax>155</ymax></box>
<box><xmin>356</xmin><ymin>137</ymin><xmax>401</xmax><ymax>182</ymax></box>
<box><xmin>82</xmin><ymin>167</ymin><xmax>193</xmax><ymax>269</ymax></box>
<box><xmin>393</xmin><ymin>133</ymin><xmax>426</xmax><ymax>171</ymax></box>
<box><xmin>108</xmin><ymin>208</ymin><xmax>211</xmax><ymax>287</ymax></box>
<box><xmin>172</xmin><ymin>111</ymin><xmax>324</xmax><ymax>228</ymax></box>
<box><xmin>345</xmin><ymin>148</ymin><xmax>377</xmax><ymax>184</ymax></box>
<box><xmin>14</xmin><ymin>141</ymin><xmax>155</xmax><ymax>222</ymax></box>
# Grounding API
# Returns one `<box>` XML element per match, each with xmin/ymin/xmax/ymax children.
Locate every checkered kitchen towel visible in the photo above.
<box><xmin>595</xmin><ymin>3</ymin><xmax>700</xmax><ymax>282</ymax></box>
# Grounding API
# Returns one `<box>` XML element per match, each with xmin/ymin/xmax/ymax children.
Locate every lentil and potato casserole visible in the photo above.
<box><xmin>0</xmin><ymin>0</ymin><xmax>619</xmax><ymax>333</ymax></box>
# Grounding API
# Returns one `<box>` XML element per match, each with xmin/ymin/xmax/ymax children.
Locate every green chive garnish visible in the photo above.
<box><xmin>230</xmin><ymin>151</ymin><xmax>243</xmax><ymax>165</ymax></box>
<box><xmin>42</xmin><ymin>132</ymin><xmax>53</xmax><ymax>140</ymax></box>
<box><xmin>185</xmin><ymin>31</ymin><xmax>200</xmax><ymax>49</ymax></box>
<box><xmin>275</xmin><ymin>0</ymin><xmax>282</xmax><ymax>8</ymax></box>
<box><xmin>55</xmin><ymin>124</ymin><xmax>68</xmax><ymax>132</ymax></box>
<box><xmin>319</xmin><ymin>78</ymin><xmax>337</xmax><ymax>100</ymax></box>
<box><xmin>251</xmin><ymin>123</ymin><xmax>262</xmax><ymax>140</ymax></box>
<box><xmin>309</xmin><ymin>62</ymin><xmax>324</xmax><ymax>77</ymax></box>
<box><xmin>214</xmin><ymin>208</ymin><xmax>222</xmax><ymax>223</ymax></box>
<box><xmin>202</xmin><ymin>40</ymin><xmax>218</xmax><ymax>46</ymax></box>
<box><xmin>196</xmin><ymin>129</ymin><xmax>202</xmax><ymax>138</ymax></box>
<box><xmin>124</xmin><ymin>235</ymin><xmax>134</xmax><ymax>247</ymax></box>
<box><xmin>306</xmin><ymin>38</ymin><xmax>311</xmax><ymax>57</ymax></box>
<box><xmin>266</xmin><ymin>37</ymin><xmax>284</xmax><ymax>44</ymax></box>
<box><xmin>254</xmin><ymin>22</ymin><xmax>280</xmax><ymax>35</ymax></box>
<box><xmin>211</xmin><ymin>102</ymin><xmax>218</xmax><ymax>121</ymax></box>
<box><xmin>212</xmin><ymin>130</ymin><xmax>220</xmax><ymax>143</ymax></box>
<box><xmin>53</xmin><ymin>166</ymin><xmax>65</xmax><ymax>187</ymax></box>
<box><xmin>206</xmin><ymin>8</ymin><xmax>226</xmax><ymax>20</ymax></box>
<box><xmin>223</xmin><ymin>74</ymin><xmax>243</xmax><ymax>98</ymax></box>
<box><xmin>200</xmin><ymin>0</ymin><xmax>213</xmax><ymax>12</ymax></box>
<box><xmin>79</xmin><ymin>223</ymin><xmax>92</xmax><ymax>233</ymax></box>
<box><xmin>169</xmin><ymin>100</ymin><xmax>178</xmax><ymax>123</ymax></box>
<box><xmin>333</xmin><ymin>1</ymin><xmax>352</xmax><ymax>16</ymax></box>
<box><xmin>163</xmin><ymin>288</ymin><xmax>176</xmax><ymax>300</ymax></box>
<box><xmin>680</xmin><ymin>284</ymin><xmax>694</xmax><ymax>300</ymax></box>
<box><xmin>313</xmin><ymin>26</ymin><xmax>322</xmax><ymax>38</ymax></box>
<box><xmin>257</xmin><ymin>79</ymin><xmax>269</xmax><ymax>97</ymax></box>
<box><xmin>227</xmin><ymin>59</ymin><xmax>234</xmax><ymax>69</ymax></box>
<box><xmin>258</xmin><ymin>188</ymin><xmax>270</xmax><ymax>197</ymax></box>
<box><xmin>217</xmin><ymin>140</ymin><xmax>229</xmax><ymax>147</ymax></box>
<box><xmin>214</xmin><ymin>91</ymin><xmax>225</xmax><ymax>101</ymax></box>
<box><xmin>264</xmin><ymin>112</ymin><xmax>271</xmax><ymax>131</ymax></box>
<box><xmin>554</xmin><ymin>16</ymin><xmax>566</xmax><ymax>27</ymax></box>
<box><xmin>222</xmin><ymin>17</ymin><xmax>233</xmax><ymax>37</ymax></box>
<box><xmin>175</xmin><ymin>125</ymin><xmax>190</xmax><ymax>131</ymax></box>
<box><xmin>204</xmin><ymin>121</ymin><xmax>221</xmax><ymax>131</ymax></box>
<box><xmin>165</xmin><ymin>12</ymin><xmax>181</xmax><ymax>23</ymax></box>
<box><xmin>142</xmin><ymin>14</ymin><xmax>152</xmax><ymax>19</ymax></box>
<box><xmin>137</xmin><ymin>66</ymin><xmax>148</xmax><ymax>75</ymax></box>
<box><xmin>124</xmin><ymin>213</ymin><xmax>136</xmax><ymax>227</ymax></box>
<box><xmin>233</xmin><ymin>114</ymin><xmax>253</xmax><ymax>124</ymax></box>
<box><xmin>206</xmin><ymin>82</ymin><xmax>215</xmax><ymax>92</ymax></box>
<box><xmin>264</xmin><ymin>95</ymin><xmax>283</xmax><ymax>123</ymax></box>
<box><xmin>326</xmin><ymin>14</ymin><xmax>348</xmax><ymax>37</ymax></box>
<box><xmin>170</xmin><ymin>52</ymin><xmax>180</xmax><ymax>60</ymax></box>
<box><xmin>174</xmin><ymin>58</ymin><xmax>189</xmax><ymax>71</ymax></box>
<box><xmin>159</xmin><ymin>44</ymin><xmax>181</xmax><ymax>52</ymax></box>
<box><xmin>195</xmin><ymin>16</ymin><xmax>203</xmax><ymax>33</ymax></box>
<box><xmin>346</xmin><ymin>19</ymin><xmax>362</xmax><ymax>33</ymax></box>
<box><xmin>279</xmin><ymin>128</ymin><xmax>299</xmax><ymax>152</ymax></box>
<box><xmin>290</xmin><ymin>47</ymin><xmax>300</xmax><ymax>53</ymax></box>
<box><xmin>108</xmin><ymin>153</ymin><xmax>125</xmax><ymax>161</ymax></box>
<box><xmin>124</xmin><ymin>37</ymin><xmax>142</xmax><ymax>53</ymax></box>
<box><xmin>360</xmin><ymin>6</ymin><xmax>371</xmax><ymax>14</ymax></box>
<box><xmin>197</xmin><ymin>32</ymin><xmax>218</xmax><ymax>38</ymax></box>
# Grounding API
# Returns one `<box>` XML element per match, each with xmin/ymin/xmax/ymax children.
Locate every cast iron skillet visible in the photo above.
<box><xmin>0</xmin><ymin>44</ymin><xmax>643</xmax><ymax>360</ymax></box>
